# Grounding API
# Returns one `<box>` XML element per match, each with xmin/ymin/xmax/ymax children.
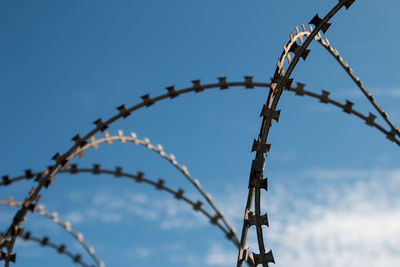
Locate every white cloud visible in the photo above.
<box><xmin>125</xmin><ymin>204</ymin><xmax>159</xmax><ymax>220</ymax></box>
<box><xmin>205</xmin><ymin>244</ymin><xmax>236</xmax><ymax>266</ymax></box>
<box><xmin>14</xmin><ymin>239</ymin><xmax>45</xmax><ymax>259</ymax></box>
<box><xmin>366</xmin><ymin>88</ymin><xmax>400</xmax><ymax>98</ymax></box>
<box><xmin>68</xmin><ymin>191</ymin><xmax>85</xmax><ymax>202</ymax></box>
<box><xmin>86</xmin><ymin>208</ymin><xmax>123</xmax><ymax>223</ymax></box>
<box><xmin>266</xmin><ymin>168</ymin><xmax>400</xmax><ymax>266</ymax></box>
<box><xmin>92</xmin><ymin>192</ymin><xmax>125</xmax><ymax>209</ymax></box>
<box><xmin>159</xmin><ymin>200</ymin><xmax>208</xmax><ymax>230</ymax></box>
<box><xmin>160</xmin><ymin>216</ymin><xmax>201</xmax><ymax>230</ymax></box>
<box><xmin>65</xmin><ymin>211</ymin><xmax>84</xmax><ymax>224</ymax></box>
<box><xmin>302</xmin><ymin>168</ymin><xmax>400</xmax><ymax>180</ymax></box>
<box><xmin>126</xmin><ymin>192</ymin><xmax>149</xmax><ymax>204</ymax></box>
<box><xmin>41</xmin><ymin>168</ymin><xmax>400</xmax><ymax>266</ymax></box>
<box><xmin>162</xmin><ymin>241</ymin><xmax>185</xmax><ymax>251</ymax></box>
<box><xmin>208</xmin><ymin>168</ymin><xmax>400</xmax><ymax>266</ymax></box>
<box><xmin>270</xmin><ymin>208</ymin><xmax>400</xmax><ymax>266</ymax></box>
<box><xmin>337</xmin><ymin>87</ymin><xmax>400</xmax><ymax>98</ymax></box>
<box><xmin>122</xmin><ymin>246</ymin><xmax>153</xmax><ymax>260</ymax></box>
<box><xmin>168</xmin><ymin>251</ymin><xmax>200</xmax><ymax>266</ymax></box>
<box><xmin>136</xmin><ymin>247</ymin><xmax>152</xmax><ymax>258</ymax></box>
<box><xmin>62</xmin><ymin>190</ymin><xmax>210</xmax><ymax>231</ymax></box>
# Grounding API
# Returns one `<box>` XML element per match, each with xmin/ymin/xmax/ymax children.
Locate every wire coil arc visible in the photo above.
<box><xmin>20</xmin><ymin>232</ymin><xmax>94</xmax><ymax>267</ymax></box>
<box><xmin>0</xmin><ymin>198</ymin><xmax>104</xmax><ymax>267</ymax></box>
<box><xmin>237</xmin><ymin>1</ymin><xmax>357</xmax><ymax>266</ymax></box>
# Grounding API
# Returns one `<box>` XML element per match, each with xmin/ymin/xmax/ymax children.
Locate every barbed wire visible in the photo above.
<box><xmin>0</xmin><ymin>197</ymin><xmax>103</xmax><ymax>267</ymax></box>
<box><xmin>2</xmin><ymin>74</ymin><xmax>398</xmax><ymax>265</ymax></box>
<box><xmin>1</xmin><ymin>131</ymin><xmax>240</xmax><ymax>248</ymax></box>
<box><xmin>237</xmin><ymin>1</ymin><xmax>356</xmax><ymax>266</ymax></box>
<box><xmin>279</xmin><ymin>26</ymin><xmax>400</xmax><ymax>141</ymax></box>
<box><xmin>1</xmin><ymin>84</ymin><xmax>398</xmax><ymax>193</ymax></box>
<box><xmin>1</xmin><ymin>78</ymin><xmax>397</xmax><ymax>193</ymax></box>
<box><xmin>1</xmin><ymin>165</ymin><xmax>238</xmax><ymax>244</ymax></box>
<box><xmin>19</xmin><ymin>231</ymin><xmax>93</xmax><ymax>267</ymax></box>
<box><xmin>2</xmin><ymin>73</ymin><xmax>397</xmax><ymax>265</ymax></box>
<box><xmin>2</xmin><ymin>75</ymin><xmax>397</xmax><ymax>262</ymax></box>
<box><xmin>1</xmin><ymin>164</ymin><xmax>257</xmax><ymax>266</ymax></box>
<box><xmin>1</xmin><ymin>82</ymin><xmax>398</xmax><ymax>188</ymax></box>
<box><xmin>1</xmin><ymin>78</ymin><xmax>278</xmax><ymax>266</ymax></box>
<box><xmin>3</xmin><ymin>1</ymin><xmax>399</xmax><ymax>265</ymax></box>
<box><xmin>316</xmin><ymin>37</ymin><xmax>400</xmax><ymax>140</ymax></box>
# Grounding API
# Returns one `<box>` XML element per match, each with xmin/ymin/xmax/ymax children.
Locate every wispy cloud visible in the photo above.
<box><xmin>205</xmin><ymin>243</ymin><xmax>236</xmax><ymax>266</ymax></box>
<box><xmin>207</xmin><ymin>168</ymin><xmax>400</xmax><ymax>266</ymax></box>
<box><xmin>14</xmin><ymin>239</ymin><xmax>45</xmax><ymax>259</ymax></box>
<box><xmin>335</xmin><ymin>87</ymin><xmax>400</xmax><ymax>99</ymax></box>
<box><xmin>59</xmin><ymin>168</ymin><xmax>400</xmax><ymax>266</ymax></box>
<box><xmin>366</xmin><ymin>88</ymin><xmax>400</xmax><ymax>98</ymax></box>
<box><xmin>123</xmin><ymin>246</ymin><xmax>152</xmax><ymax>259</ymax></box>
<box><xmin>269</xmin><ymin>168</ymin><xmax>400</xmax><ymax>266</ymax></box>
<box><xmin>302</xmin><ymin>168</ymin><xmax>400</xmax><ymax>180</ymax></box>
<box><xmin>269</xmin><ymin>196</ymin><xmax>400</xmax><ymax>266</ymax></box>
<box><xmin>65</xmin><ymin>211</ymin><xmax>83</xmax><ymax>224</ymax></box>
<box><xmin>64</xmin><ymin>190</ymin><xmax>209</xmax><ymax>230</ymax></box>
<box><xmin>86</xmin><ymin>208</ymin><xmax>123</xmax><ymax>223</ymax></box>
<box><xmin>168</xmin><ymin>252</ymin><xmax>200</xmax><ymax>266</ymax></box>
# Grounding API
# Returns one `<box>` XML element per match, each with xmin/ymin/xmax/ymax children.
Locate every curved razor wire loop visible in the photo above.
<box><xmin>317</xmin><ymin>36</ymin><xmax>400</xmax><ymax>138</ymax></box>
<box><xmin>20</xmin><ymin>231</ymin><xmax>93</xmax><ymax>267</ymax></box>
<box><xmin>237</xmin><ymin>1</ymin><xmax>358</xmax><ymax>266</ymax></box>
<box><xmin>1</xmin><ymin>131</ymin><xmax>240</xmax><ymax>246</ymax></box>
<box><xmin>282</xmin><ymin>26</ymin><xmax>400</xmax><ymax>140</ymax></box>
<box><xmin>77</xmin><ymin>131</ymin><xmax>239</xmax><ymax>246</ymax></box>
<box><xmin>66</xmin><ymin>165</ymin><xmax>243</xmax><ymax>247</ymax></box>
<box><xmin>2</xmin><ymin>76</ymin><xmax>272</xmax><ymax>264</ymax></box>
<box><xmin>1</xmin><ymin>165</ymin><xmax>255</xmax><ymax>266</ymax></box>
<box><xmin>2</xmin><ymin>84</ymin><xmax>398</xmax><ymax>191</ymax></box>
<box><xmin>3</xmin><ymin>165</ymin><xmax>238</xmax><ymax>246</ymax></box>
<box><xmin>0</xmin><ymin>197</ymin><xmax>104</xmax><ymax>267</ymax></box>
<box><xmin>1</xmin><ymin>80</ymin><xmax>399</xmax><ymax>191</ymax></box>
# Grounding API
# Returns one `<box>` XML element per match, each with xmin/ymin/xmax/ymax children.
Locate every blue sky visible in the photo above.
<box><xmin>1</xmin><ymin>0</ymin><xmax>400</xmax><ymax>266</ymax></box>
